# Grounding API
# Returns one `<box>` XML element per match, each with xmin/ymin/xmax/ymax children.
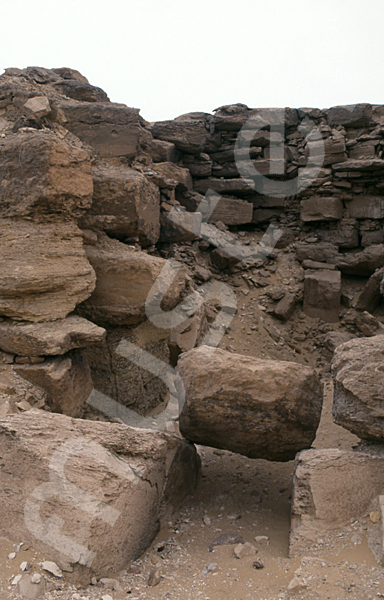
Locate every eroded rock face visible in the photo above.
<box><xmin>289</xmin><ymin>447</ymin><xmax>384</xmax><ymax>557</ymax></box>
<box><xmin>177</xmin><ymin>346</ymin><xmax>323</xmax><ymax>461</ymax></box>
<box><xmin>332</xmin><ymin>336</ymin><xmax>384</xmax><ymax>441</ymax></box>
<box><xmin>80</xmin><ymin>162</ymin><xmax>160</xmax><ymax>246</ymax></box>
<box><xmin>303</xmin><ymin>269</ymin><xmax>341</xmax><ymax>323</ymax></box>
<box><xmin>0</xmin><ymin>219</ymin><xmax>96</xmax><ymax>322</ymax></box>
<box><xmin>78</xmin><ymin>233</ymin><xmax>187</xmax><ymax>326</ymax></box>
<box><xmin>14</xmin><ymin>352</ymin><xmax>93</xmax><ymax>417</ymax></box>
<box><xmin>0</xmin><ymin>412</ymin><xmax>200</xmax><ymax>583</ymax></box>
<box><xmin>0</xmin><ymin>130</ymin><xmax>93</xmax><ymax>221</ymax></box>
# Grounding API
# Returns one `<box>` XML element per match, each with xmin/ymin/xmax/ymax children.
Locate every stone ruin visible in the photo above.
<box><xmin>0</xmin><ymin>65</ymin><xmax>384</xmax><ymax>584</ymax></box>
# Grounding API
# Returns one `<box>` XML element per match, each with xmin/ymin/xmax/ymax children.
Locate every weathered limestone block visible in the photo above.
<box><xmin>327</xmin><ymin>103</ymin><xmax>373</xmax><ymax>128</ymax></box>
<box><xmin>23</xmin><ymin>95</ymin><xmax>51</xmax><ymax>117</ymax></box>
<box><xmin>150</xmin><ymin>119</ymin><xmax>207</xmax><ymax>154</ymax></box>
<box><xmin>303</xmin><ymin>269</ymin><xmax>341</xmax><ymax>323</ymax></box>
<box><xmin>317</xmin><ymin>219</ymin><xmax>359</xmax><ymax>248</ymax></box>
<box><xmin>52</xmin><ymin>79</ymin><xmax>110</xmax><ymax>103</ymax></box>
<box><xmin>300</xmin><ymin>197</ymin><xmax>343</xmax><ymax>222</ymax></box>
<box><xmin>305</xmin><ymin>131</ymin><xmax>347</xmax><ymax>166</ymax></box>
<box><xmin>0</xmin><ymin>316</ymin><xmax>105</xmax><ymax>357</ymax></box>
<box><xmin>193</xmin><ymin>177</ymin><xmax>254</xmax><ymax>197</ymax></box>
<box><xmin>273</xmin><ymin>292</ymin><xmax>296</xmax><ymax>321</ymax></box>
<box><xmin>210</xmin><ymin>247</ymin><xmax>241</xmax><ymax>270</ymax></box>
<box><xmin>58</xmin><ymin>101</ymin><xmax>143</xmax><ymax>160</ymax></box>
<box><xmin>148</xmin><ymin>138</ymin><xmax>178</xmax><ymax>163</ymax></box>
<box><xmin>80</xmin><ymin>163</ymin><xmax>160</xmax><ymax>245</ymax></box>
<box><xmin>0</xmin><ymin>219</ymin><xmax>96</xmax><ymax>322</ymax></box>
<box><xmin>329</xmin><ymin>244</ymin><xmax>384</xmax><ymax>275</ymax></box>
<box><xmin>354</xmin><ymin>311</ymin><xmax>384</xmax><ymax>337</ymax></box>
<box><xmin>354</xmin><ymin>267</ymin><xmax>384</xmax><ymax>313</ymax></box>
<box><xmin>347</xmin><ymin>196</ymin><xmax>384</xmax><ymax>219</ymax></box>
<box><xmin>332</xmin><ymin>336</ymin><xmax>384</xmax><ymax>441</ymax></box>
<box><xmin>84</xmin><ymin>321</ymin><xmax>171</xmax><ymax>415</ymax></box>
<box><xmin>0</xmin><ymin>412</ymin><xmax>200</xmax><ymax>582</ymax></box>
<box><xmin>208</xmin><ymin>196</ymin><xmax>253</xmax><ymax>225</ymax></box>
<box><xmin>177</xmin><ymin>346</ymin><xmax>323</xmax><ymax>461</ymax></box>
<box><xmin>295</xmin><ymin>242</ymin><xmax>339</xmax><ymax>263</ymax></box>
<box><xmin>349</xmin><ymin>141</ymin><xmax>377</xmax><ymax>160</ymax></box>
<box><xmin>151</xmin><ymin>162</ymin><xmax>192</xmax><ymax>191</ymax></box>
<box><xmin>160</xmin><ymin>207</ymin><xmax>202</xmax><ymax>242</ymax></box>
<box><xmin>14</xmin><ymin>352</ymin><xmax>93</xmax><ymax>417</ymax></box>
<box><xmin>78</xmin><ymin>234</ymin><xmax>187</xmax><ymax>326</ymax></box>
<box><xmin>332</xmin><ymin>158</ymin><xmax>384</xmax><ymax>172</ymax></box>
<box><xmin>289</xmin><ymin>447</ymin><xmax>384</xmax><ymax>557</ymax></box>
<box><xmin>182</xmin><ymin>153</ymin><xmax>212</xmax><ymax>178</ymax></box>
<box><xmin>361</xmin><ymin>229</ymin><xmax>384</xmax><ymax>247</ymax></box>
<box><xmin>0</xmin><ymin>131</ymin><xmax>93</xmax><ymax>220</ymax></box>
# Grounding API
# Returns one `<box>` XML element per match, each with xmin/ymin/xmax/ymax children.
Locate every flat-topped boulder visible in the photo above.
<box><xmin>0</xmin><ymin>315</ymin><xmax>105</xmax><ymax>356</ymax></box>
<box><xmin>177</xmin><ymin>346</ymin><xmax>323</xmax><ymax>461</ymax></box>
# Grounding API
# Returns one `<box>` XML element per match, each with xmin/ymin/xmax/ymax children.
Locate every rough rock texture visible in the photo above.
<box><xmin>150</xmin><ymin>119</ymin><xmax>207</xmax><ymax>154</ymax></box>
<box><xmin>177</xmin><ymin>346</ymin><xmax>323</xmax><ymax>461</ymax></box>
<box><xmin>0</xmin><ymin>219</ymin><xmax>96</xmax><ymax>322</ymax></box>
<box><xmin>168</xmin><ymin>305</ymin><xmax>209</xmax><ymax>366</ymax></box>
<box><xmin>84</xmin><ymin>321</ymin><xmax>171</xmax><ymax>415</ymax></box>
<box><xmin>14</xmin><ymin>353</ymin><xmax>93</xmax><ymax>417</ymax></box>
<box><xmin>289</xmin><ymin>447</ymin><xmax>384</xmax><ymax>557</ymax></box>
<box><xmin>303</xmin><ymin>269</ymin><xmax>341</xmax><ymax>323</ymax></box>
<box><xmin>0</xmin><ymin>316</ymin><xmax>105</xmax><ymax>356</ymax></box>
<box><xmin>300</xmin><ymin>197</ymin><xmax>343</xmax><ymax>222</ymax></box>
<box><xmin>329</xmin><ymin>245</ymin><xmax>384</xmax><ymax>276</ymax></box>
<box><xmin>354</xmin><ymin>266</ymin><xmax>384</xmax><ymax>313</ymax></box>
<box><xmin>78</xmin><ymin>234</ymin><xmax>187</xmax><ymax>326</ymax></box>
<box><xmin>332</xmin><ymin>336</ymin><xmax>384</xmax><ymax>441</ymax></box>
<box><xmin>0</xmin><ymin>412</ymin><xmax>200</xmax><ymax>582</ymax></box>
<box><xmin>80</xmin><ymin>162</ymin><xmax>160</xmax><ymax>245</ymax></box>
<box><xmin>0</xmin><ymin>130</ymin><xmax>93</xmax><ymax>221</ymax></box>
<box><xmin>58</xmin><ymin>102</ymin><xmax>143</xmax><ymax>160</ymax></box>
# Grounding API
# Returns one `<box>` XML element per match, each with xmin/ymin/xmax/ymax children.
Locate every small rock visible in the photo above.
<box><xmin>234</xmin><ymin>542</ymin><xmax>257</xmax><ymax>559</ymax></box>
<box><xmin>20</xmin><ymin>561</ymin><xmax>29</xmax><ymax>571</ymax></box>
<box><xmin>101</xmin><ymin>596</ymin><xmax>113</xmax><ymax>600</ymax></box>
<box><xmin>148</xmin><ymin>568</ymin><xmax>161</xmax><ymax>587</ymax></box>
<box><xmin>255</xmin><ymin>536</ymin><xmax>269</xmax><ymax>543</ymax></box>
<box><xmin>370</xmin><ymin>511</ymin><xmax>380</xmax><ymax>523</ymax></box>
<box><xmin>209</xmin><ymin>533</ymin><xmax>244</xmax><ymax>552</ymax></box>
<box><xmin>18</xmin><ymin>575</ymin><xmax>45</xmax><ymax>599</ymax></box>
<box><xmin>253</xmin><ymin>559</ymin><xmax>264</xmax><ymax>569</ymax></box>
<box><xmin>12</xmin><ymin>574</ymin><xmax>23</xmax><ymax>585</ymax></box>
<box><xmin>203</xmin><ymin>516</ymin><xmax>211</xmax><ymax>526</ymax></box>
<box><xmin>40</xmin><ymin>561</ymin><xmax>63</xmax><ymax>578</ymax></box>
<box><xmin>287</xmin><ymin>576</ymin><xmax>307</xmax><ymax>593</ymax></box>
<box><xmin>202</xmin><ymin>562</ymin><xmax>217</xmax><ymax>575</ymax></box>
<box><xmin>8</xmin><ymin>552</ymin><xmax>16</xmax><ymax>559</ymax></box>
<box><xmin>31</xmin><ymin>574</ymin><xmax>41</xmax><ymax>584</ymax></box>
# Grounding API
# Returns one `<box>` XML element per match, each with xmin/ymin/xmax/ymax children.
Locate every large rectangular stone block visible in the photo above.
<box><xmin>303</xmin><ymin>269</ymin><xmax>341</xmax><ymax>322</ymax></box>
<box><xmin>300</xmin><ymin>197</ymin><xmax>343</xmax><ymax>222</ymax></box>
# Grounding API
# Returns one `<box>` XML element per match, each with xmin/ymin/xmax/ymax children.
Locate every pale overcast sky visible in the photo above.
<box><xmin>1</xmin><ymin>0</ymin><xmax>383</xmax><ymax>122</ymax></box>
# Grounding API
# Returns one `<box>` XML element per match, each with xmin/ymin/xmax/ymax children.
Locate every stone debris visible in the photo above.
<box><xmin>233</xmin><ymin>542</ymin><xmax>257</xmax><ymax>559</ymax></box>
<box><xmin>40</xmin><ymin>561</ymin><xmax>63</xmax><ymax>578</ymax></box>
